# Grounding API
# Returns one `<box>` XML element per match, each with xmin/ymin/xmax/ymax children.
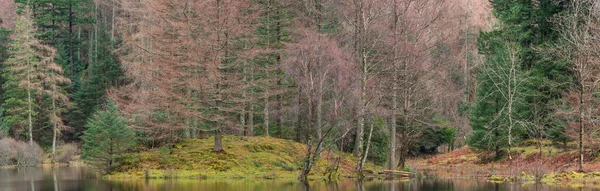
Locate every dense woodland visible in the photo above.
<box><xmin>0</xmin><ymin>0</ymin><xmax>598</xmax><ymax>179</ymax></box>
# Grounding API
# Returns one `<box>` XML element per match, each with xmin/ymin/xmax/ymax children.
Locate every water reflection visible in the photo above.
<box><xmin>0</xmin><ymin>167</ymin><xmax>599</xmax><ymax>191</ymax></box>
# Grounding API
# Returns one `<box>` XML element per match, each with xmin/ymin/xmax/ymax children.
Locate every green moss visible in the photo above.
<box><xmin>110</xmin><ymin>136</ymin><xmax>382</xmax><ymax>180</ymax></box>
<box><xmin>488</xmin><ymin>175</ymin><xmax>506</xmax><ymax>182</ymax></box>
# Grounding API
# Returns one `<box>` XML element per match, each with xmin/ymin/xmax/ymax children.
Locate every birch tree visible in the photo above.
<box><xmin>552</xmin><ymin>0</ymin><xmax>600</xmax><ymax>172</ymax></box>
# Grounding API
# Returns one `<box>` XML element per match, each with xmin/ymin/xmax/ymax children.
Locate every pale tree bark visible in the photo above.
<box><xmin>551</xmin><ymin>0</ymin><xmax>600</xmax><ymax>172</ymax></box>
<box><xmin>388</xmin><ymin>0</ymin><xmax>399</xmax><ymax>171</ymax></box>
<box><xmin>262</xmin><ymin>0</ymin><xmax>273</xmax><ymax>137</ymax></box>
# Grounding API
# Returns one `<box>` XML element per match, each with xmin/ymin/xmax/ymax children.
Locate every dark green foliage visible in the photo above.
<box><xmin>413</xmin><ymin>126</ymin><xmax>455</xmax><ymax>154</ymax></box>
<box><xmin>1</xmin><ymin>10</ymin><xmax>42</xmax><ymax>141</ymax></box>
<box><xmin>70</xmin><ymin>23</ymin><xmax>123</xmax><ymax>138</ymax></box>
<box><xmin>0</xmin><ymin>28</ymin><xmax>11</xmax><ymax>137</ymax></box>
<box><xmin>489</xmin><ymin>0</ymin><xmax>565</xmax><ymax>68</ymax></box>
<box><xmin>13</xmin><ymin>0</ymin><xmax>111</xmax><ymax>141</ymax></box>
<box><xmin>82</xmin><ymin>103</ymin><xmax>135</xmax><ymax>174</ymax></box>
<box><xmin>367</xmin><ymin>124</ymin><xmax>388</xmax><ymax>165</ymax></box>
<box><xmin>470</xmin><ymin>36</ymin><xmax>528</xmax><ymax>153</ymax></box>
<box><xmin>470</xmin><ymin>0</ymin><xmax>571</xmax><ymax>151</ymax></box>
<box><xmin>15</xmin><ymin>0</ymin><xmax>94</xmax><ymax>77</ymax></box>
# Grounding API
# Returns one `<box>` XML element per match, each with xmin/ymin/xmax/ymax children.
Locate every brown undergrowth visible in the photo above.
<box><xmin>410</xmin><ymin>141</ymin><xmax>600</xmax><ymax>186</ymax></box>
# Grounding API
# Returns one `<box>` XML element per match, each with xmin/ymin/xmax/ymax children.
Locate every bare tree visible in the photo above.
<box><xmin>284</xmin><ymin>25</ymin><xmax>357</xmax><ymax>180</ymax></box>
<box><xmin>552</xmin><ymin>0</ymin><xmax>600</xmax><ymax>172</ymax></box>
<box><xmin>384</xmin><ymin>0</ymin><xmax>450</xmax><ymax>169</ymax></box>
<box><xmin>478</xmin><ymin>42</ymin><xmax>529</xmax><ymax>174</ymax></box>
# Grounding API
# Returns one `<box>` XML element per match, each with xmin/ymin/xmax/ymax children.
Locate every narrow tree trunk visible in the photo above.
<box><xmin>263</xmin><ymin>0</ymin><xmax>272</xmax><ymax>137</ymax></box>
<box><xmin>316</xmin><ymin>86</ymin><xmax>323</xmax><ymax>144</ymax></box>
<box><xmin>77</xmin><ymin>24</ymin><xmax>81</xmax><ymax>62</ymax></box>
<box><xmin>579</xmin><ymin>86</ymin><xmax>584</xmax><ymax>172</ymax></box>
<box><xmin>354</xmin><ymin>72</ymin><xmax>366</xmax><ymax>157</ymax></box>
<box><xmin>276</xmin><ymin>81</ymin><xmax>282</xmax><ymax>137</ymax></box>
<box><xmin>69</xmin><ymin>5</ymin><xmax>74</xmax><ymax>74</ymax></box>
<box><xmin>52</xmin><ymin>99</ymin><xmax>57</xmax><ymax>155</ymax></box>
<box><xmin>241</xmin><ymin>64</ymin><xmax>247</xmax><ymax>136</ymax></box>
<box><xmin>264</xmin><ymin>97</ymin><xmax>269</xmax><ymax>136</ymax></box>
<box><xmin>27</xmin><ymin>88</ymin><xmax>33</xmax><ymax>145</ymax></box>
<box><xmin>299</xmin><ymin>136</ymin><xmax>313</xmax><ymax>182</ymax></box>
<box><xmin>249</xmin><ymin>104</ymin><xmax>254</xmax><ymax>136</ymax></box>
<box><xmin>360</xmin><ymin>122</ymin><xmax>375</xmax><ymax>175</ymax></box>
<box><xmin>389</xmin><ymin>0</ymin><xmax>398</xmax><ymax>171</ymax></box>
<box><xmin>296</xmin><ymin>86</ymin><xmax>303</xmax><ymax>142</ymax></box>
<box><xmin>27</xmin><ymin>62</ymin><xmax>33</xmax><ymax>145</ymax></box>
<box><xmin>214</xmin><ymin>128</ymin><xmax>223</xmax><ymax>152</ymax></box>
<box><xmin>275</xmin><ymin>7</ymin><xmax>283</xmax><ymax>138</ymax></box>
<box><xmin>111</xmin><ymin>0</ymin><xmax>115</xmax><ymax>42</ymax></box>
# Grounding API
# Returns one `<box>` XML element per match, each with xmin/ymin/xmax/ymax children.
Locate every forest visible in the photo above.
<box><xmin>0</xmin><ymin>0</ymin><xmax>599</xmax><ymax>183</ymax></box>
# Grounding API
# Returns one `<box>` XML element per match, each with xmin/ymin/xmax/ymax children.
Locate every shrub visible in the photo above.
<box><xmin>55</xmin><ymin>143</ymin><xmax>80</xmax><ymax>163</ymax></box>
<box><xmin>0</xmin><ymin>138</ymin><xmax>17</xmax><ymax>165</ymax></box>
<box><xmin>158</xmin><ymin>146</ymin><xmax>171</xmax><ymax>166</ymax></box>
<box><xmin>0</xmin><ymin>138</ymin><xmax>42</xmax><ymax>166</ymax></box>
<box><xmin>14</xmin><ymin>141</ymin><xmax>43</xmax><ymax>166</ymax></box>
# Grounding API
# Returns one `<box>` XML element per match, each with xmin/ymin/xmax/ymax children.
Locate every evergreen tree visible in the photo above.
<box><xmin>2</xmin><ymin>6</ymin><xmax>44</xmax><ymax>144</ymax></box>
<box><xmin>70</xmin><ymin>23</ymin><xmax>123</xmax><ymax>138</ymax></box>
<box><xmin>0</xmin><ymin>23</ymin><xmax>11</xmax><ymax>138</ymax></box>
<box><xmin>469</xmin><ymin>34</ymin><xmax>529</xmax><ymax>158</ymax></box>
<box><xmin>486</xmin><ymin>0</ymin><xmax>571</xmax><ymax>144</ymax></box>
<box><xmin>38</xmin><ymin>43</ymin><xmax>71</xmax><ymax>156</ymax></box>
<box><xmin>82</xmin><ymin>102</ymin><xmax>135</xmax><ymax>174</ymax></box>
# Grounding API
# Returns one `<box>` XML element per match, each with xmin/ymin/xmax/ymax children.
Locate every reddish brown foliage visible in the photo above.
<box><xmin>0</xmin><ymin>0</ymin><xmax>15</xmax><ymax>29</ymax></box>
<box><xmin>112</xmin><ymin>0</ymin><xmax>256</xmax><ymax>142</ymax></box>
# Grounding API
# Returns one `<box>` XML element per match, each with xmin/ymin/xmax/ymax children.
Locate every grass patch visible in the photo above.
<box><xmin>110</xmin><ymin>136</ymin><xmax>382</xmax><ymax>180</ymax></box>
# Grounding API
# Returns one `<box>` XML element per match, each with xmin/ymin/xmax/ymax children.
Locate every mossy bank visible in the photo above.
<box><xmin>109</xmin><ymin>136</ymin><xmax>383</xmax><ymax>180</ymax></box>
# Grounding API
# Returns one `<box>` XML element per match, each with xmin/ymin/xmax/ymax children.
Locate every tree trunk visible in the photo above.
<box><xmin>241</xmin><ymin>64</ymin><xmax>247</xmax><ymax>136</ymax></box>
<box><xmin>111</xmin><ymin>0</ymin><xmax>115</xmax><ymax>42</ymax></box>
<box><xmin>360</xmin><ymin>122</ymin><xmax>375</xmax><ymax>175</ymax></box>
<box><xmin>69</xmin><ymin>5</ymin><xmax>74</xmax><ymax>74</ymax></box>
<box><xmin>52</xmin><ymin>99</ymin><xmax>57</xmax><ymax>156</ymax></box>
<box><xmin>389</xmin><ymin>0</ymin><xmax>398</xmax><ymax>171</ymax></box>
<box><xmin>264</xmin><ymin>98</ymin><xmax>269</xmax><ymax>136</ymax></box>
<box><xmin>579</xmin><ymin>86</ymin><xmax>584</xmax><ymax>172</ymax></box>
<box><xmin>276</xmin><ymin>81</ymin><xmax>282</xmax><ymax>137</ymax></box>
<box><xmin>249</xmin><ymin>104</ymin><xmax>254</xmax><ymax>136</ymax></box>
<box><xmin>214</xmin><ymin>128</ymin><xmax>223</xmax><ymax>152</ymax></box>
<box><xmin>353</xmin><ymin>0</ymin><xmax>365</xmax><ymax>158</ymax></box>
<box><xmin>316</xmin><ymin>86</ymin><xmax>323</xmax><ymax>151</ymax></box>
<box><xmin>354</xmin><ymin>71</ymin><xmax>366</xmax><ymax>157</ymax></box>
<box><xmin>263</xmin><ymin>0</ymin><xmax>272</xmax><ymax>137</ymax></box>
<box><xmin>296</xmin><ymin>86</ymin><xmax>303</xmax><ymax>142</ymax></box>
<box><xmin>27</xmin><ymin>74</ymin><xmax>33</xmax><ymax>145</ymax></box>
<box><xmin>275</xmin><ymin>7</ymin><xmax>283</xmax><ymax>138</ymax></box>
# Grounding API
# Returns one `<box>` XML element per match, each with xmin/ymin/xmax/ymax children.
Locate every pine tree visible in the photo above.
<box><xmin>82</xmin><ymin>102</ymin><xmax>135</xmax><ymax>174</ymax></box>
<box><xmin>70</xmin><ymin>23</ymin><xmax>122</xmax><ymax>138</ymax></box>
<box><xmin>486</xmin><ymin>0</ymin><xmax>572</xmax><ymax>145</ymax></box>
<box><xmin>470</xmin><ymin>34</ymin><xmax>529</xmax><ymax>158</ymax></box>
<box><xmin>38</xmin><ymin>44</ymin><xmax>71</xmax><ymax>156</ymax></box>
<box><xmin>2</xmin><ymin>6</ymin><xmax>44</xmax><ymax>144</ymax></box>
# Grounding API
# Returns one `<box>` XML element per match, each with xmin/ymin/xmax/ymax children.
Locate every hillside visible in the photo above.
<box><xmin>111</xmin><ymin>136</ymin><xmax>384</xmax><ymax>180</ymax></box>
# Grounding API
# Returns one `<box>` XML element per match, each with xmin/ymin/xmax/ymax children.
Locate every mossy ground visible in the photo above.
<box><xmin>110</xmin><ymin>136</ymin><xmax>382</xmax><ymax>180</ymax></box>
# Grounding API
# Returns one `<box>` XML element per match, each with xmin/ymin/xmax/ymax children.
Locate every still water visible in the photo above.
<box><xmin>0</xmin><ymin>166</ymin><xmax>599</xmax><ymax>191</ymax></box>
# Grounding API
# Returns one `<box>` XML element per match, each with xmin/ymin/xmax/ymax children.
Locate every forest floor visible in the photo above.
<box><xmin>408</xmin><ymin>140</ymin><xmax>600</xmax><ymax>187</ymax></box>
<box><xmin>110</xmin><ymin>136</ymin><xmax>384</xmax><ymax>180</ymax></box>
